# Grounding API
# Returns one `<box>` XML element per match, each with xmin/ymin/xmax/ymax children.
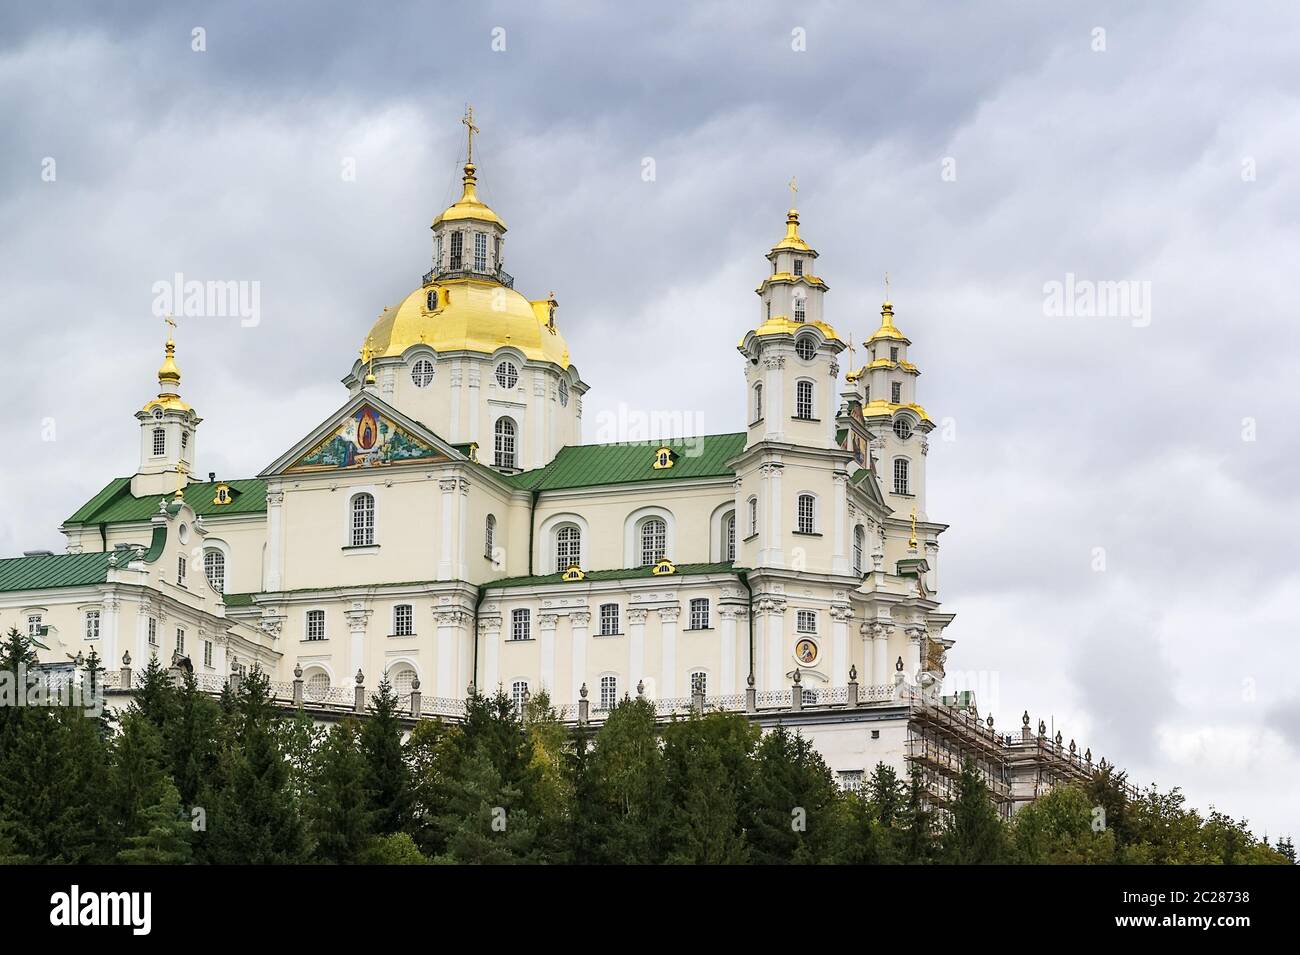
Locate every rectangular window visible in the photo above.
<box><xmin>306</xmin><ymin>610</ymin><xmax>326</xmax><ymax>642</ymax></box>
<box><xmin>26</xmin><ymin>614</ymin><xmax>42</xmax><ymax>637</ymax></box>
<box><xmin>449</xmin><ymin>231</ymin><xmax>463</xmax><ymax>270</ymax></box>
<box><xmin>689</xmin><ymin>598</ymin><xmax>710</xmax><ymax>630</ymax></box>
<box><xmin>394</xmin><ymin>604</ymin><xmax>414</xmax><ymax>637</ymax></box>
<box><xmin>203</xmin><ymin>640</ymin><xmax>213</xmax><ymax>668</ymax></box>
<box><xmin>434</xmin><ymin>235</ymin><xmax>443</xmax><ymax>268</ymax></box>
<box><xmin>797</xmin><ymin>610</ymin><xmax>817</xmax><ymax>634</ymax></box>
<box><xmin>599</xmin><ymin>603</ymin><xmax>620</xmax><ymax>636</ymax></box>
<box><xmin>893</xmin><ymin>458</ymin><xmax>910</xmax><ymax>495</ymax></box>
<box><xmin>511</xmin><ymin>680</ymin><xmax>529</xmax><ymax>711</ymax></box>
<box><xmin>351</xmin><ymin>493</ymin><xmax>375</xmax><ymax>547</ymax></box>
<box><xmin>796</xmin><ymin>380</ymin><xmax>815</xmax><ymax>419</ymax></box>
<box><xmin>152</xmin><ymin>428</ymin><xmax>165</xmax><ymax>456</ymax></box>
<box><xmin>890</xmin><ymin>346</ymin><xmax>899</xmax><ymax>361</ymax></box>
<box><xmin>599</xmin><ymin>675</ymin><xmax>617</xmax><ymax>711</ymax></box>
<box><xmin>84</xmin><ymin>610</ymin><xmax>100</xmax><ymax>641</ymax></box>
<box><xmin>474</xmin><ymin>232</ymin><xmax>487</xmax><ymax>271</ymax></box>
<box><xmin>177</xmin><ymin>555</ymin><xmax>187</xmax><ymax>586</ymax></box>
<box><xmin>797</xmin><ymin>495</ymin><xmax>816</xmax><ymax>534</ymax></box>
<box><xmin>175</xmin><ymin>627</ymin><xmax>185</xmax><ymax>653</ymax></box>
<box><xmin>511</xmin><ymin>608</ymin><xmax>531</xmax><ymax>642</ymax></box>
<box><xmin>793</xmin><ymin>295</ymin><xmax>806</xmax><ymax>322</ymax></box>
<box><xmin>690</xmin><ymin>671</ymin><xmax>708</xmax><ymax>696</ymax></box>
<box><xmin>148</xmin><ymin>617</ymin><xmax>158</xmax><ymax>646</ymax></box>
<box><xmin>891</xmin><ymin>381</ymin><xmax>902</xmax><ymax>404</ymax></box>
<box><xmin>793</xmin><ymin>259</ymin><xmax>803</xmax><ymax>276</ymax></box>
<box><xmin>749</xmin><ymin>497</ymin><xmax>758</xmax><ymax>537</ymax></box>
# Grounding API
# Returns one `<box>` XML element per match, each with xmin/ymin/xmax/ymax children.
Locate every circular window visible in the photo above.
<box><xmin>795</xmin><ymin>337</ymin><xmax>817</xmax><ymax>361</ymax></box>
<box><xmin>558</xmin><ymin>379</ymin><xmax>569</xmax><ymax>407</ymax></box>
<box><xmin>495</xmin><ymin>361</ymin><xmax>519</xmax><ymax>389</ymax></box>
<box><xmin>153</xmin><ymin>409</ymin><xmax>163</xmax><ymax>420</ymax></box>
<box><xmin>411</xmin><ymin>358</ymin><xmax>435</xmax><ymax>388</ymax></box>
<box><xmin>893</xmin><ymin>418</ymin><xmax>913</xmax><ymax>440</ymax></box>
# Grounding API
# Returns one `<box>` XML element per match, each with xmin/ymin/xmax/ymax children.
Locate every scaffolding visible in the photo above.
<box><xmin>905</xmin><ymin>701</ymin><xmax>1013</xmax><ymax>821</ymax></box>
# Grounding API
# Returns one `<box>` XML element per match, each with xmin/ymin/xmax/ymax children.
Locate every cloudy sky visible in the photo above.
<box><xmin>2</xmin><ymin>2</ymin><xmax>1297</xmax><ymax>838</ymax></box>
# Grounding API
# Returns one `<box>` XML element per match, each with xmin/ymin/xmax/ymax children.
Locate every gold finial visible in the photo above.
<box><xmin>909</xmin><ymin>505</ymin><xmax>918</xmax><ymax>548</ymax></box>
<box><xmin>174</xmin><ymin>459</ymin><xmax>188</xmax><ymax>500</ymax></box>
<box><xmin>462</xmin><ymin>104</ymin><xmax>480</xmax><ymax>165</ymax></box>
<box><xmin>788</xmin><ymin>175</ymin><xmax>798</xmax><ymax>200</ymax></box>
<box><xmin>158</xmin><ymin>314</ymin><xmax>181</xmax><ymax>386</ymax></box>
<box><xmin>884</xmin><ymin>272</ymin><xmax>891</xmax><ymax>304</ymax></box>
<box><xmin>360</xmin><ymin>337</ymin><xmax>376</xmax><ymax>385</ymax></box>
<box><xmin>845</xmin><ymin>333</ymin><xmax>858</xmax><ymax>381</ymax></box>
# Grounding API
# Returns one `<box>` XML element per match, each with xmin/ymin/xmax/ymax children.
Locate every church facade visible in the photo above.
<box><xmin>1</xmin><ymin>127</ymin><xmax>1114</xmax><ymax>812</ymax></box>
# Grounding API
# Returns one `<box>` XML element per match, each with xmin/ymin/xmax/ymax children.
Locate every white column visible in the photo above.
<box><xmin>720</xmin><ymin>608</ymin><xmax>739</xmax><ymax>695</ymax></box>
<box><xmin>627</xmin><ymin>608</ymin><xmax>647</xmax><ymax>693</ymax></box>
<box><xmin>481</xmin><ymin>616</ymin><xmax>501</xmax><ymax>693</ymax></box>
<box><xmin>753</xmin><ymin>609</ymin><xmax>766</xmax><ymax>689</ymax></box>
<box><xmin>135</xmin><ymin>601</ymin><xmax>150</xmax><ymax>666</ymax></box>
<box><xmin>826</xmin><ymin>357</ymin><xmax>840</xmax><ymax>445</ymax></box>
<box><xmin>531</xmin><ymin>373</ymin><xmax>546</xmax><ymax>470</ymax></box>
<box><xmin>768</xmin><ymin>463</ymin><xmax>784</xmax><ymax>568</ymax></box>
<box><xmin>101</xmin><ymin>595</ymin><xmax>120</xmax><ymax>670</ymax></box>
<box><xmin>570</xmin><ymin>610</ymin><xmax>590</xmax><ymax>703</ymax></box>
<box><xmin>548</xmin><ymin>380</ymin><xmax>558</xmax><ymax>464</ymax></box>
<box><xmin>539</xmin><ymin>613</ymin><xmax>557</xmax><ymax>692</ymax></box>
<box><xmin>457</xmin><ymin>479</ymin><xmax>470</xmax><ymax>579</ymax></box>
<box><xmin>873</xmin><ymin>623</ymin><xmax>890</xmax><ymax>687</ymax></box>
<box><xmin>832</xmin><ymin>473</ymin><xmax>848</xmax><ymax>574</ymax></box>
<box><xmin>345</xmin><ymin>602</ymin><xmax>370</xmax><ymax>682</ymax></box>
<box><xmin>762</xmin><ymin>599</ymin><xmax>786</xmax><ymax>691</ymax></box>
<box><xmin>468</xmin><ymin>367</ymin><xmax>481</xmax><ymax>450</ymax></box>
<box><xmin>264</xmin><ymin>488</ymin><xmax>284</xmax><ymax>591</ymax></box>
<box><xmin>764</xmin><ymin>354</ymin><xmax>784</xmax><ymax>441</ymax></box>
<box><xmin>437</xmin><ymin>478</ymin><xmax>456</xmax><ymax>580</ymax></box>
<box><xmin>658</xmin><ymin>606</ymin><xmax>679</xmax><ymax>699</ymax></box>
<box><xmin>435</xmin><ymin>610</ymin><xmax>457</xmax><ymax>697</ymax></box>
<box><xmin>457</xmin><ymin>613</ymin><xmax>471</xmax><ymax>697</ymax></box>
<box><xmin>830</xmin><ymin>604</ymin><xmax>851</xmax><ymax>685</ymax></box>
<box><xmin>448</xmin><ymin>361</ymin><xmax>462</xmax><ymax>442</ymax></box>
<box><xmin>905</xmin><ymin>625</ymin><xmax>925</xmax><ymax>682</ymax></box>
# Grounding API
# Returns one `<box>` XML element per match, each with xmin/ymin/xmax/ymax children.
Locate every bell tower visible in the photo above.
<box><xmin>132</xmin><ymin>319</ymin><xmax>201</xmax><ymax>498</ymax></box>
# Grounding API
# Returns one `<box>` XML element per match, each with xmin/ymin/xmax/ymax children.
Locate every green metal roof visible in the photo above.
<box><xmin>64</xmin><ymin>478</ymin><xmax>267</xmax><ymax>526</ymax></box>
<box><xmin>486</xmin><ymin>562</ymin><xmax>746</xmax><ymax>590</ymax></box>
<box><xmin>0</xmin><ymin>552</ymin><xmax>118</xmax><ymax>593</ymax></box>
<box><xmin>502</xmin><ymin>433</ymin><xmax>746</xmax><ymax>492</ymax></box>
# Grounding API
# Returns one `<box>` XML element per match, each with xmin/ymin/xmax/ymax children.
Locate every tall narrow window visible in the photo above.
<box><xmin>177</xmin><ymin>555</ymin><xmax>187</xmax><ymax>586</ymax></box>
<box><xmin>511</xmin><ymin>680</ymin><xmax>529</xmax><ymax>711</ymax></box>
<box><xmin>494</xmin><ymin>418</ymin><xmax>516</xmax><ymax>469</ymax></box>
<box><xmin>147</xmin><ymin>617</ymin><xmax>158</xmax><ymax>647</ymax></box>
<box><xmin>853</xmin><ymin>525</ymin><xmax>865</xmax><ymax>575</ymax></box>
<box><xmin>753</xmin><ymin>382</ymin><xmax>763</xmax><ymax>422</ymax></box>
<box><xmin>689</xmin><ymin>598</ymin><xmax>710</xmax><ymax>630</ymax></box>
<box><xmin>891</xmin><ymin>381</ymin><xmax>902</xmax><ymax>404</ymax></box>
<box><xmin>511</xmin><ymin>608</ymin><xmax>531</xmax><ymax>641</ymax></box>
<box><xmin>393</xmin><ymin>604</ymin><xmax>414</xmax><ymax>637</ymax></box>
<box><xmin>893</xmin><ymin>458</ymin><xmax>911</xmax><ymax>495</ymax></box>
<box><xmin>152</xmin><ymin>428</ymin><xmax>165</xmax><ymax>456</ymax></box>
<box><xmin>690</xmin><ymin>671</ymin><xmax>708</xmax><ymax>696</ymax></box>
<box><xmin>433</xmin><ymin>235</ymin><xmax>443</xmax><ymax>268</ymax></box>
<box><xmin>640</xmin><ymin>518</ymin><xmax>666</xmax><ymax>566</ymax></box>
<box><xmin>797</xmin><ymin>494</ymin><xmax>816</xmax><ymax>534</ymax></box>
<box><xmin>84</xmin><ymin>610</ymin><xmax>100</xmax><ymax>641</ymax></box>
<box><xmin>306</xmin><ymin>610</ymin><xmax>325</xmax><ymax>641</ymax></box>
<box><xmin>175</xmin><ymin>627</ymin><xmax>185</xmax><ymax>653</ymax></box>
<box><xmin>351</xmin><ymin>493</ymin><xmax>375</xmax><ymax>546</ymax></box>
<box><xmin>26</xmin><ymin>614</ymin><xmax>42</xmax><ymax>637</ymax></box>
<box><xmin>599</xmin><ymin>675</ymin><xmax>618</xmax><ymax>711</ymax></box>
<box><xmin>449</xmin><ymin>231</ymin><xmax>463</xmax><ymax>270</ymax></box>
<box><xmin>474</xmin><ymin>232</ymin><xmax>488</xmax><ymax>271</ymax></box>
<box><xmin>203</xmin><ymin>640</ymin><xmax>213</xmax><ymax>668</ymax></box>
<box><xmin>725</xmin><ymin>513</ymin><xmax>736</xmax><ymax>562</ymax></box>
<box><xmin>793</xmin><ymin>295</ymin><xmax>806</xmax><ymax>322</ymax></box>
<box><xmin>556</xmin><ymin>525</ymin><xmax>581</xmax><ymax>570</ymax></box>
<box><xmin>484</xmin><ymin>514</ymin><xmax>497</xmax><ymax>560</ymax></box>
<box><xmin>796</xmin><ymin>380</ymin><xmax>815</xmax><ymax>419</ymax></box>
<box><xmin>203</xmin><ymin>550</ymin><xmax>225</xmax><ymax>593</ymax></box>
<box><xmin>748</xmin><ymin>497</ymin><xmax>758</xmax><ymax>537</ymax></box>
<box><xmin>600</xmin><ymin>603</ymin><xmax>620</xmax><ymax>636</ymax></box>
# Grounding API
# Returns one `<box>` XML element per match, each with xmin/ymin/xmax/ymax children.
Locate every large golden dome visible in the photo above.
<box><xmin>365</xmin><ymin>279</ymin><xmax>571</xmax><ymax>368</ymax></box>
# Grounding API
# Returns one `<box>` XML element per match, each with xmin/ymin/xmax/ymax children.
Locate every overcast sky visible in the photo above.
<box><xmin>2</xmin><ymin>2</ymin><xmax>1297</xmax><ymax>839</ymax></box>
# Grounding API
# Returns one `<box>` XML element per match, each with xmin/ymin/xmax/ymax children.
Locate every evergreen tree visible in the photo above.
<box><xmin>117</xmin><ymin>782</ymin><xmax>193</xmax><ymax>864</ymax></box>
<box><xmin>662</xmin><ymin>712</ymin><xmax>755</xmax><ymax>864</ymax></box>
<box><xmin>405</xmin><ymin>718</ymin><xmax>460</xmax><ymax>857</ymax></box>
<box><xmin>132</xmin><ymin>654</ymin><xmax>178</xmax><ymax>729</ymax></box>
<box><xmin>1277</xmin><ymin>836</ymin><xmax>1296</xmax><ymax>864</ymax></box>
<box><xmin>745</xmin><ymin>725</ymin><xmax>841</xmax><ymax>864</ymax></box>
<box><xmin>164</xmin><ymin>671</ymin><xmax>222</xmax><ymax>809</ymax></box>
<box><xmin>205</xmin><ymin>667</ymin><xmax>307</xmax><ymax>864</ymax></box>
<box><xmin>433</xmin><ymin>748</ymin><xmax>539</xmax><ymax>863</ymax></box>
<box><xmin>308</xmin><ymin>720</ymin><xmax>374</xmax><ymax>863</ymax></box>
<box><xmin>361</xmin><ymin>677</ymin><xmax>411</xmax><ymax>834</ymax></box>
<box><xmin>899</xmin><ymin>771</ymin><xmax>938</xmax><ymax>864</ymax></box>
<box><xmin>942</xmin><ymin>760</ymin><xmax>1008</xmax><ymax>864</ymax></box>
<box><xmin>359</xmin><ymin>831</ymin><xmax>427</xmax><ymax>864</ymax></box>
<box><xmin>565</xmin><ymin>727</ymin><xmax>601</xmax><ymax>864</ymax></box>
<box><xmin>587</xmin><ymin>696</ymin><xmax>671</xmax><ymax>864</ymax></box>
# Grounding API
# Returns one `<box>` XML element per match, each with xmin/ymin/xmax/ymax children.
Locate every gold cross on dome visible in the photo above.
<box><xmin>884</xmin><ymin>272</ymin><xmax>891</xmax><ymax>301</ymax></box>
<box><xmin>174</xmin><ymin>459</ymin><xmax>188</xmax><ymax>499</ymax></box>
<box><xmin>164</xmin><ymin>313</ymin><xmax>176</xmax><ymax>342</ymax></box>
<box><xmin>788</xmin><ymin>176</ymin><xmax>798</xmax><ymax>199</ymax></box>
<box><xmin>462</xmin><ymin>104</ymin><xmax>480</xmax><ymax>164</ymax></box>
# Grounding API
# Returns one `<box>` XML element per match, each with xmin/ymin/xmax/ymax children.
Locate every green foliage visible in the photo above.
<box><xmin>746</xmin><ymin>725</ymin><xmax>839</xmax><ymax>864</ymax></box>
<box><xmin>662</xmin><ymin>712</ymin><xmax>756</xmax><ymax>864</ymax></box>
<box><xmin>361</xmin><ymin>677</ymin><xmax>411</xmax><ymax>834</ymax></box>
<box><xmin>585</xmin><ymin>696</ymin><xmax>671</xmax><ymax>863</ymax></box>
<box><xmin>1013</xmin><ymin>784</ymin><xmax>1115</xmax><ymax>863</ymax></box>
<box><xmin>308</xmin><ymin>720</ymin><xmax>374</xmax><ymax>863</ymax></box>
<box><xmin>359</xmin><ymin>831</ymin><xmax>427</xmax><ymax>865</ymax></box>
<box><xmin>942</xmin><ymin>760</ymin><xmax>1008</xmax><ymax>864</ymax></box>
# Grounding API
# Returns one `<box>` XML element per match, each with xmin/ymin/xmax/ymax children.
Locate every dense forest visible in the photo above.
<box><xmin>0</xmin><ymin>628</ymin><xmax>1291</xmax><ymax>865</ymax></box>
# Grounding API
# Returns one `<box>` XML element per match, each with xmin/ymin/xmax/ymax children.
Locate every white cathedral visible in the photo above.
<box><xmin>0</xmin><ymin>122</ymin><xmax>1117</xmax><ymax>812</ymax></box>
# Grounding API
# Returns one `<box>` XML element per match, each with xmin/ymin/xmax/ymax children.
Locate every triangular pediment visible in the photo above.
<box><xmin>260</xmin><ymin>392</ymin><xmax>461</xmax><ymax>476</ymax></box>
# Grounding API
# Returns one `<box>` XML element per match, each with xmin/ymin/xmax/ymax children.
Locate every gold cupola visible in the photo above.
<box><xmin>143</xmin><ymin>320</ymin><xmax>192</xmax><ymax>413</ymax></box>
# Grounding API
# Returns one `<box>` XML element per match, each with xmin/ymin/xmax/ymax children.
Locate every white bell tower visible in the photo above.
<box><xmin>131</xmin><ymin>320</ymin><xmax>201</xmax><ymax>498</ymax></box>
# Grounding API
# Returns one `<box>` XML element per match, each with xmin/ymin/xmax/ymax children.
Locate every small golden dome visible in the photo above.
<box><xmin>432</xmin><ymin>163</ymin><xmax>506</xmax><ymax>230</ymax></box>
<box><xmin>143</xmin><ymin>335</ymin><xmax>191</xmax><ymax>413</ymax></box>
<box><xmin>742</xmin><ymin>315</ymin><xmax>843</xmax><ymax>346</ymax></box>
<box><xmin>365</xmin><ymin>278</ymin><xmax>570</xmax><ymax>368</ymax></box>
<box><xmin>158</xmin><ymin>340</ymin><xmax>181</xmax><ymax>384</ymax></box>
<box><xmin>771</xmin><ymin>208</ymin><xmax>813</xmax><ymax>253</ymax></box>
<box><xmin>867</xmin><ymin>299</ymin><xmax>910</xmax><ymax>344</ymax></box>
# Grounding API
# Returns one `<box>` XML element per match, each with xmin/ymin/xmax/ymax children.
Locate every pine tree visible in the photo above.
<box><xmin>405</xmin><ymin>718</ymin><xmax>460</xmax><ymax>857</ymax></box>
<box><xmin>117</xmin><ymin>782</ymin><xmax>193</xmax><ymax>864</ymax></box>
<box><xmin>942</xmin><ymin>760</ymin><xmax>1008</xmax><ymax>864</ymax></box>
<box><xmin>662</xmin><ymin>713</ymin><xmax>755</xmax><ymax>864</ymax></box>
<box><xmin>309</xmin><ymin>720</ymin><xmax>374</xmax><ymax>863</ymax></box>
<box><xmin>900</xmin><ymin>771</ymin><xmax>938</xmax><ymax>864</ymax></box>
<box><xmin>1277</xmin><ymin>836</ymin><xmax>1297</xmax><ymax>864</ymax></box>
<box><xmin>433</xmin><ymin>748</ymin><xmax>539</xmax><ymax>863</ymax></box>
<box><xmin>587</xmin><ymin>696</ymin><xmax>671</xmax><ymax>864</ymax></box>
<box><xmin>164</xmin><ymin>670</ymin><xmax>222</xmax><ymax>809</ymax></box>
<box><xmin>745</xmin><ymin>725</ymin><xmax>841</xmax><ymax>864</ymax></box>
<box><xmin>361</xmin><ymin>677</ymin><xmax>410</xmax><ymax>834</ymax></box>
<box><xmin>133</xmin><ymin>654</ymin><xmax>178</xmax><ymax>729</ymax></box>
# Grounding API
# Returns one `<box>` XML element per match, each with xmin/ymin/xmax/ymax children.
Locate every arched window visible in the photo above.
<box><xmin>748</xmin><ymin>497</ymin><xmax>759</xmax><ymax>537</ymax></box>
<box><xmin>689</xmin><ymin>671</ymin><xmax>708</xmax><ymax>696</ymax></box>
<box><xmin>893</xmin><ymin>458</ymin><xmax>911</xmax><ymax>495</ymax></box>
<box><xmin>484</xmin><ymin>514</ymin><xmax>497</xmax><ymax>560</ymax></box>
<box><xmin>599</xmin><ymin>675</ymin><xmax>618</xmax><ymax>711</ymax></box>
<box><xmin>511</xmin><ymin>680</ymin><xmax>529</xmax><ymax>711</ymax></box>
<box><xmin>558</xmin><ymin>379</ymin><xmax>570</xmax><ymax>407</ymax></box>
<box><xmin>556</xmin><ymin>524</ymin><xmax>581</xmax><ymax>570</ymax></box>
<box><xmin>753</xmin><ymin>382</ymin><xmax>763</xmax><ymax>422</ymax></box>
<box><xmin>796</xmin><ymin>493</ymin><xmax>816</xmax><ymax>534</ymax></box>
<box><xmin>350</xmin><ymin>492</ymin><xmax>375</xmax><ymax>546</ymax></box>
<box><xmin>494</xmin><ymin>417</ymin><xmax>516</xmax><ymax>469</ymax></box>
<box><xmin>793</xmin><ymin>294</ymin><xmax>806</xmax><ymax>322</ymax></box>
<box><xmin>795</xmin><ymin>380</ymin><xmax>815</xmax><ymax>420</ymax></box>
<box><xmin>151</xmin><ymin>428</ymin><xmax>165</xmax><ymax>456</ymax></box>
<box><xmin>203</xmin><ymin>549</ymin><xmax>225</xmax><ymax>593</ymax></box>
<box><xmin>389</xmin><ymin>665</ymin><xmax>417</xmax><ymax>700</ymax></box>
<box><xmin>853</xmin><ymin>525</ymin><xmax>865</xmax><ymax>575</ymax></box>
<box><xmin>725</xmin><ymin>512</ymin><xmax>736</xmax><ymax>562</ymax></box>
<box><xmin>304</xmin><ymin>668</ymin><xmax>331</xmax><ymax>702</ymax></box>
<box><xmin>640</xmin><ymin>518</ymin><xmax>666</xmax><ymax>566</ymax></box>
